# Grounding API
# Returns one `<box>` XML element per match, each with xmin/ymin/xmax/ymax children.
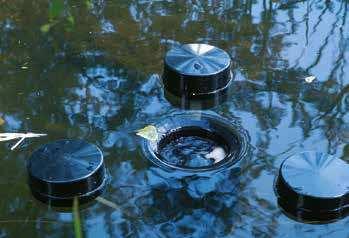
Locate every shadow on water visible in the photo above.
<box><xmin>0</xmin><ymin>0</ymin><xmax>349</xmax><ymax>237</ymax></box>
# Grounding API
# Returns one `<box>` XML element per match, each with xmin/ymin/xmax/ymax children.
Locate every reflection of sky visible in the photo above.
<box><xmin>64</xmin><ymin>67</ymin><xmax>127</xmax><ymax>129</ymax></box>
<box><xmin>2</xmin><ymin>114</ymin><xmax>22</xmax><ymax>130</ymax></box>
<box><xmin>100</xmin><ymin>19</ymin><xmax>116</xmax><ymax>34</ymax></box>
<box><xmin>1</xmin><ymin>0</ymin><xmax>349</xmax><ymax>237</ymax></box>
<box><xmin>278</xmin><ymin>2</ymin><xmax>349</xmax><ymax>82</ymax></box>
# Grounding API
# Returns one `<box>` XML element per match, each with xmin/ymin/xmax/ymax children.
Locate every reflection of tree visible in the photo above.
<box><xmin>0</xmin><ymin>0</ymin><xmax>349</xmax><ymax>237</ymax></box>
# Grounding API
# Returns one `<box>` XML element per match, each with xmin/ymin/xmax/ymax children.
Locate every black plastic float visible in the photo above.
<box><xmin>275</xmin><ymin>151</ymin><xmax>349</xmax><ymax>223</ymax></box>
<box><xmin>164</xmin><ymin>86</ymin><xmax>231</xmax><ymax>110</ymax></box>
<box><xmin>27</xmin><ymin>139</ymin><xmax>107</xmax><ymax>206</ymax></box>
<box><xmin>163</xmin><ymin>43</ymin><xmax>232</xmax><ymax>109</ymax></box>
<box><xmin>142</xmin><ymin>112</ymin><xmax>249</xmax><ymax>173</ymax></box>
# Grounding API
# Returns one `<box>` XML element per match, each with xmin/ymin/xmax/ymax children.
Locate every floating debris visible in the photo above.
<box><xmin>136</xmin><ymin>125</ymin><xmax>158</xmax><ymax>141</ymax></box>
<box><xmin>40</xmin><ymin>24</ymin><xmax>51</xmax><ymax>33</ymax></box>
<box><xmin>305</xmin><ymin>75</ymin><xmax>316</xmax><ymax>83</ymax></box>
<box><xmin>95</xmin><ymin>197</ymin><xmax>119</xmax><ymax>210</ymax></box>
<box><xmin>0</xmin><ymin>132</ymin><xmax>47</xmax><ymax>150</ymax></box>
<box><xmin>205</xmin><ymin>146</ymin><xmax>226</xmax><ymax>163</ymax></box>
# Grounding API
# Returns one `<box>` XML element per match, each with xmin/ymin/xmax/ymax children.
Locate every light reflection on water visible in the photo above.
<box><xmin>0</xmin><ymin>0</ymin><xmax>349</xmax><ymax>237</ymax></box>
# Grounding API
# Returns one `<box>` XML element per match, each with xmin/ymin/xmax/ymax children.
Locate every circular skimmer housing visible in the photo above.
<box><xmin>27</xmin><ymin>139</ymin><xmax>107</xmax><ymax>206</ymax></box>
<box><xmin>275</xmin><ymin>151</ymin><xmax>349</xmax><ymax>223</ymax></box>
<box><xmin>163</xmin><ymin>43</ymin><xmax>232</xmax><ymax>99</ymax></box>
<box><xmin>142</xmin><ymin>111</ymin><xmax>249</xmax><ymax>173</ymax></box>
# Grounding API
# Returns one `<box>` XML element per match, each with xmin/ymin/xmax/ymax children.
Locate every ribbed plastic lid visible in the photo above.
<box><xmin>275</xmin><ymin>151</ymin><xmax>349</xmax><ymax>222</ymax></box>
<box><xmin>163</xmin><ymin>43</ymin><xmax>232</xmax><ymax>97</ymax></box>
<box><xmin>27</xmin><ymin>139</ymin><xmax>106</xmax><ymax>206</ymax></box>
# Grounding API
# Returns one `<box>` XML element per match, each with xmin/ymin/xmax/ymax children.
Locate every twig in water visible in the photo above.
<box><xmin>96</xmin><ymin>197</ymin><xmax>119</xmax><ymax>210</ymax></box>
<box><xmin>11</xmin><ymin>137</ymin><xmax>26</xmax><ymax>151</ymax></box>
<box><xmin>0</xmin><ymin>132</ymin><xmax>47</xmax><ymax>150</ymax></box>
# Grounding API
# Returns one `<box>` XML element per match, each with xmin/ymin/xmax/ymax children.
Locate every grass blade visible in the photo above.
<box><xmin>73</xmin><ymin>197</ymin><xmax>83</xmax><ymax>238</ymax></box>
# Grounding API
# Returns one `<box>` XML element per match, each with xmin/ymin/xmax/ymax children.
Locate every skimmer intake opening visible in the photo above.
<box><xmin>142</xmin><ymin>112</ymin><xmax>249</xmax><ymax>173</ymax></box>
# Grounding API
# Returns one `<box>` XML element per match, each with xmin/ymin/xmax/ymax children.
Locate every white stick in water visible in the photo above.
<box><xmin>0</xmin><ymin>132</ymin><xmax>47</xmax><ymax>150</ymax></box>
<box><xmin>10</xmin><ymin>137</ymin><xmax>26</xmax><ymax>151</ymax></box>
<box><xmin>205</xmin><ymin>146</ymin><xmax>226</xmax><ymax>163</ymax></box>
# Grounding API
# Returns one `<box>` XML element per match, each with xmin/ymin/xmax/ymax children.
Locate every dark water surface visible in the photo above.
<box><xmin>160</xmin><ymin>135</ymin><xmax>221</xmax><ymax>168</ymax></box>
<box><xmin>1</xmin><ymin>0</ymin><xmax>349</xmax><ymax>237</ymax></box>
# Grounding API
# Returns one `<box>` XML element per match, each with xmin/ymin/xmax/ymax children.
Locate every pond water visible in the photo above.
<box><xmin>1</xmin><ymin>0</ymin><xmax>349</xmax><ymax>237</ymax></box>
<box><xmin>160</xmin><ymin>135</ymin><xmax>222</xmax><ymax>168</ymax></box>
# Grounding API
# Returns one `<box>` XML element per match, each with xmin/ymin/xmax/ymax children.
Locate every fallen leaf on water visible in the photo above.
<box><xmin>305</xmin><ymin>75</ymin><xmax>316</xmax><ymax>83</ymax></box>
<box><xmin>136</xmin><ymin>125</ymin><xmax>158</xmax><ymax>141</ymax></box>
<box><xmin>0</xmin><ymin>117</ymin><xmax>4</xmax><ymax>126</ymax></box>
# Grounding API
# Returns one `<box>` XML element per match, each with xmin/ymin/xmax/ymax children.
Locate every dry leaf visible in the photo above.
<box><xmin>136</xmin><ymin>125</ymin><xmax>158</xmax><ymax>141</ymax></box>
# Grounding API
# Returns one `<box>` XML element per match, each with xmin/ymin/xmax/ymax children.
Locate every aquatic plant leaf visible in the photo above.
<box><xmin>85</xmin><ymin>0</ymin><xmax>93</xmax><ymax>10</ymax></box>
<box><xmin>0</xmin><ymin>117</ymin><xmax>4</xmax><ymax>126</ymax></box>
<box><xmin>40</xmin><ymin>24</ymin><xmax>51</xmax><ymax>33</ymax></box>
<box><xmin>136</xmin><ymin>125</ymin><xmax>158</xmax><ymax>141</ymax></box>
<box><xmin>73</xmin><ymin>197</ymin><xmax>83</xmax><ymax>238</ymax></box>
<box><xmin>40</xmin><ymin>21</ymin><xmax>59</xmax><ymax>33</ymax></box>
<box><xmin>305</xmin><ymin>75</ymin><xmax>316</xmax><ymax>83</ymax></box>
<box><xmin>49</xmin><ymin>0</ymin><xmax>65</xmax><ymax>19</ymax></box>
<box><xmin>67</xmin><ymin>15</ymin><xmax>75</xmax><ymax>25</ymax></box>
